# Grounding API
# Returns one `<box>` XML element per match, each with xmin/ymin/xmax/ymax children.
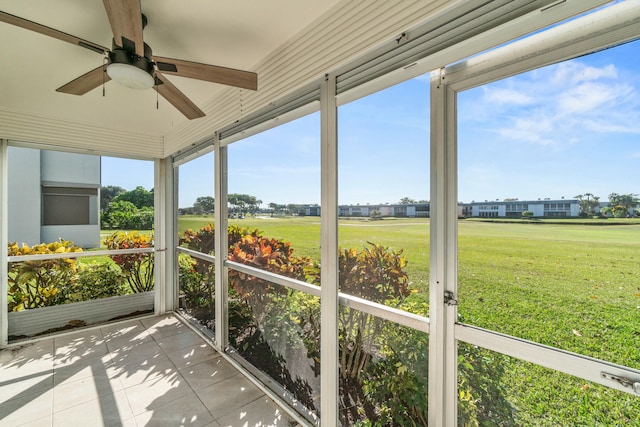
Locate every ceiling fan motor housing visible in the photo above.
<box><xmin>107</xmin><ymin>41</ymin><xmax>155</xmax><ymax>89</ymax></box>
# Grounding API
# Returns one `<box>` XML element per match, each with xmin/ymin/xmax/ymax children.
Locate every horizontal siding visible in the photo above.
<box><xmin>8</xmin><ymin>292</ymin><xmax>154</xmax><ymax>338</ymax></box>
<box><xmin>0</xmin><ymin>108</ymin><xmax>164</xmax><ymax>158</ymax></box>
<box><xmin>163</xmin><ymin>0</ymin><xmax>450</xmax><ymax>155</ymax></box>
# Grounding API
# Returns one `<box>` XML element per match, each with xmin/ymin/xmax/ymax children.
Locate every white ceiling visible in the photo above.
<box><xmin>0</xmin><ymin>0</ymin><xmax>341</xmax><ymax>137</ymax></box>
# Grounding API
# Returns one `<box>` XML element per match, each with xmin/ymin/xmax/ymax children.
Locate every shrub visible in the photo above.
<box><xmin>72</xmin><ymin>263</ymin><xmax>127</xmax><ymax>301</ymax></box>
<box><xmin>178</xmin><ymin>254</ymin><xmax>215</xmax><ymax>323</ymax></box>
<box><xmin>127</xmin><ymin>207</ymin><xmax>154</xmax><ymax>230</ymax></box>
<box><xmin>359</xmin><ymin>308</ymin><xmax>515</xmax><ymax>426</ymax></box>
<box><xmin>521</xmin><ymin>210</ymin><xmax>534</xmax><ymax>218</ymax></box>
<box><xmin>180</xmin><ymin>224</ymin><xmax>215</xmax><ymax>254</ymax></box>
<box><xmin>7</xmin><ymin>240</ymin><xmax>82</xmax><ymax>311</ymax></box>
<box><xmin>177</xmin><ymin>225</ymin><xmax>514</xmax><ymax>425</ymax></box>
<box><xmin>338</xmin><ymin>243</ymin><xmax>409</xmax><ymax>382</ymax></box>
<box><xmin>105</xmin><ymin>231</ymin><xmax>154</xmax><ymax>292</ymax></box>
<box><xmin>101</xmin><ymin>200</ymin><xmax>137</xmax><ymax>229</ymax></box>
<box><xmin>101</xmin><ymin>200</ymin><xmax>154</xmax><ymax>230</ymax></box>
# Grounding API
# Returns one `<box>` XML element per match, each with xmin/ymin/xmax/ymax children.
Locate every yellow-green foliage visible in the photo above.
<box><xmin>8</xmin><ymin>240</ymin><xmax>82</xmax><ymax>311</ymax></box>
<box><xmin>105</xmin><ymin>231</ymin><xmax>155</xmax><ymax>293</ymax></box>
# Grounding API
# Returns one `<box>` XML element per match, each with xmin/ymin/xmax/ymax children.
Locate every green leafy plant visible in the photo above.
<box><xmin>180</xmin><ymin>224</ymin><xmax>215</xmax><ymax>254</ymax></box>
<box><xmin>101</xmin><ymin>199</ymin><xmax>154</xmax><ymax>230</ymax></box>
<box><xmin>7</xmin><ymin>240</ymin><xmax>82</xmax><ymax>311</ymax></box>
<box><xmin>178</xmin><ymin>254</ymin><xmax>215</xmax><ymax>322</ymax></box>
<box><xmin>338</xmin><ymin>243</ymin><xmax>410</xmax><ymax>383</ymax></box>
<box><xmin>105</xmin><ymin>231</ymin><xmax>154</xmax><ymax>293</ymax></box>
<box><xmin>176</xmin><ymin>224</ymin><xmax>516</xmax><ymax>425</ymax></box>
<box><xmin>72</xmin><ymin>262</ymin><xmax>127</xmax><ymax>301</ymax></box>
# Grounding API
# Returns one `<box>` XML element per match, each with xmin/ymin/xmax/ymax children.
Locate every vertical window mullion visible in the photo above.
<box><xmin>0</xmin><ymin>140</ymin><xmax>7</xmax><ymax>348</ymax></box>
<box><xmin>214</xmin><ymin>133</ymin><xmax>229</xmax><ymax>350</ymax></box>
<box><xmin>429</xmin><ymin>70</ymin><xmax>458</xmax><ymax>426</ymax></box>
<box><xmin>320</xmin><ymin>75</ymin><xmax>339</xmax><ymax>426</ymax></box>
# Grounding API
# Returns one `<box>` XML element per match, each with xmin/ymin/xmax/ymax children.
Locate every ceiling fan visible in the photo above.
<box><xmin>0</xmin><ymin>0</ymin><xmax>258</xmax><ymax>119</ymax></box>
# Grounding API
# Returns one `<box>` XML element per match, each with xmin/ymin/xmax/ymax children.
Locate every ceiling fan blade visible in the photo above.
<box><xmin>154</xmin><ymin>56</ymin><xmax>257</xmax><ymax>91</ymax></box>
<box><xmin>155</xmin><ymin>72</ymin><xmax>205</xmax><ymax>120</ymax></box>
<box><xmin>102</xmin><ymin>0</ymin><xmax>144</xmax><ymax>57</ymax></box>
<box><xmin>56</xmin><ymin>65</ymin><xmax>110</xmax><ymax>95</ymax></box>
<box><xmin>0</xmin><ymin>11</ymin><xmax>108</xmax><ymax>54</ymax></box>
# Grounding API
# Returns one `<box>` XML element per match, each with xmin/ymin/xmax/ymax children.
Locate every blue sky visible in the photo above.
<box><xmin>458</xmin><ymin>39</ymin><xmax>640</xmax><ymax>203</ymax></box>
<box><xmin>103</xmin><ymin>35</ymin><xmax>639</xmax><ymax>209</ymax></box>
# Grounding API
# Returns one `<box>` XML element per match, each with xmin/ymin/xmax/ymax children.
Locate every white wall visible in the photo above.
<box><xmin>41</xmin><ymin>224</ymin><xmax>100</xmax><ymax>248</ymax></box>
<box><xmin>41</xmin><ymin>151</ymin><xmax>100</xmax><ymax>185</ymax></box>
<box><xmin>7</xmin><ymin>147</ymin><xmax>40</xmax><ymax>245</ymax></box>
<box><xmin>8</xmin><ymin>148</ymin><xmax>101</xmax><ymax>247</ymax></box>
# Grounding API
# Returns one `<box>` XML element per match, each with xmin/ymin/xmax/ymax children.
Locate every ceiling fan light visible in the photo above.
<box><xmin>106</xmin><ymin>63</ymin><xmax>155</xmax><ymax>89</ymax></box>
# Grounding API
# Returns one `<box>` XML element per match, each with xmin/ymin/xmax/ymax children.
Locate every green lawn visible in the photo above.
<box><xmin>177</xmin><ymin>214</ymin><xmax>640</xmax><ymax>424</ymax></box>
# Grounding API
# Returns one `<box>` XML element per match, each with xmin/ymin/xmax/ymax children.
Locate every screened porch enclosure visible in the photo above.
<box><xmin>2</xmin><ymin>1</ymin><xmax>640</xmax><ymax>426</ymax></box>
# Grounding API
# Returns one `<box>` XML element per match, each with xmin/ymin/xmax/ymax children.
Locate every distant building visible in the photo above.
<box><xmin>464</xmin><ymin>199</ymin><xmax>579</xmax><ymax>218</ymax></box>
<box><xmin>304</xmin><ymin>205</ymin><xmax>320</xmax><ymax>216</ymax></box>
<box><xmin>302</xmin><ymin>199</ymin><xmax>591</xmax><ymax>219</ymax></box>
<box><xmin>305</xmin><ymin>203</ymin><xmax>430</xmax><ymax>218</ymax></box>
<box><xmin>8</xmin><ymin>147</ymin><xmax>101</xmax><ymax>248</ymax></box>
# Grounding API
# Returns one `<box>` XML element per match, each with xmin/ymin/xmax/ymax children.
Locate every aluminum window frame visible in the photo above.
<box><xmin>162</xmin><ymin>2</ymin><xmax>638</xmax><ymax>425</ymax></box>
<box><xmin>444</xmin><ymin>0</ymin><xmax>640</xmax><ymax>401</ymax></box>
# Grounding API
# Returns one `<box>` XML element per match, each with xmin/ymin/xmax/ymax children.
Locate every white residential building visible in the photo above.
<box><xmin>8</xmin><ymin>147</ymin><xmax>100</xmax><ymax>248</ymax></box>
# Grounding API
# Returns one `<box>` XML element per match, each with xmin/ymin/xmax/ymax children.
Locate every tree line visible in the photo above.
<box><xmin>101</xmin><ymin>185</ymin><xmax>154</xmax><ymax>229</ymax></box>
<box><xmin>575</xmin><ymin>192</ymin><xmax>640</xmax><ymax>217</ymax></box>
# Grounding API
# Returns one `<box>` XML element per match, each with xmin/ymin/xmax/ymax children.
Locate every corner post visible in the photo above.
<box><xmin>214</xmin><ymin>133</ymin><xmax>229</xmax><ymax>350</ymax></box>
<box><xmin>320</xmin><ymin>75</ymin><xmax>339</xmax><ymax>426</ymax></box>
<box><xmin>0</xmin><ymin>140</ymin><xmax>8</xmax><ymax>348</ymax></box>
<box><xmin>429</xmin><ymin>68</ymin><xmax>458</xmax><ymax>427</ymax></box>
<box><xmin>154</xmin><ymin>157</ymin><xmax>176</xmax><ymax>313</ymax></box>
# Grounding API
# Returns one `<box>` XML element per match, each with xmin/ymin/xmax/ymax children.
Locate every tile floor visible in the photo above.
<box><xmin>0</xmin><ymin>314</ymin><xmax>300</xmax><ymax>427</ymax></box>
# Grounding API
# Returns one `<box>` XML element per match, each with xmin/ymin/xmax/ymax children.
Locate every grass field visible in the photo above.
<box><xmin>178</xmin><ymin>214</ymin><xmax>640</xmax><ymax>424</ymax></box>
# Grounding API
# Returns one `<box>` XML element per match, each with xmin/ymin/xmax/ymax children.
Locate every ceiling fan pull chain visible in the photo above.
<box><xmin>102</xmin><ymin>56</ymin><xmax>108</xmax><ymax>97</ymax></box>
<box><xmin>156</xmin><ymin>82</ymin><xmax>159</xmax><ymax>110</ymax></box>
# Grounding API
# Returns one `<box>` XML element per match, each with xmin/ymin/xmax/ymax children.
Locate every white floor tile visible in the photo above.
<box><xmin>15</xmin><ymin>414</ymin><xmax>53</xmax><ymax>427</ymax></box>
<box><xmin>53</xmin><ymin>372</ymin><xmax>123</xmax><ymax>413</ymax></box>
<box><xmin>215</xmin><ymin>397</ymin><xmax>297</xmax><ymax>427</ymax></box>
<box><xmin>109</xmin><ymin>339</ymin><xmax>163</xmax><ymax>367</ymax></box>
<box><xmin>180</xmin><ymin>356</ymin><xmax>239</xmax><ymax>391</ymax></box>
<box><xmin>100</xmin><ymin>319</ymin><xmax>146</xmax><ymax>339</ymax></box>
<box><xmin>53</xmin><ymin>354</ymin><xmax>115</xmax><ymax>386</ymax></box>
<box><xmin>123</xmin><ymin>372</ymin><xmax>193</xmax><ymax>416</ymax></box>
<box><xmin>0</xmin><ymin>369</ymin><xmax>54</xmax><ymax>404</ymax></box>
<box><xmin>142</xmin><ymin>315</ymin><xmax>189</xmax><ymax>339</ymax></box>
<box><xmin>52</xmin><ymin>389</ymin><xmax>133</xmax><ymax>427</ymax></box>
<box><xmin>0</xmin><ymin>389</ymin><xmax>54</xmax><ymax>426</ymax></box>
<box><xmin>110</xmin><ymin>353</ymin><xmax>178</xmax><ymax>389</ymax></box>
<box><xmin>133</xmin><ymin>393</ymin><xmax>215</xmax><ymax>427</ymax></box>
<box><xmin>155</xmin><ymin>331</ymin><xmax>204</xmax><ymax>353</ymax></box>
<box><xmin>0</xmin><ymin>339</ymin><xmax>55</xmax><ymax>364</ymax></box>
<box><xmin>0</xmin><ymin>315</ymin><xmax>298</xmax><ymax>427</ymax></box>
<box><xmin>165</xmin><ymin>342</ymin><xmax>218</xmax><ymax>370</ymax></box>
<box><xmin>196</xmin><ymin>375</ymin><xmax>264</xmax><ymax>419</ymax></box>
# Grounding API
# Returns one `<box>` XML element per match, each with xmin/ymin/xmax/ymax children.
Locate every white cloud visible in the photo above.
<box><xmin>550</xmin><ymin>62</ymin><xmax>617</xmax><ymax>86</ymax></box>
<box><xmin>494</xmin><ymin>115</ymin><xmax>555</xmax><ymax>144</ymax></box>
<box><xmin>483</xmin><ymin>87</ymin><xmax>532</xmax><ymax>105</ymax></box>
<box><xmin>472</xmin><ymin>58</ymin><xmax>638</xmax><ymax>145</ymax></box>
<box><xmin>557</xmin><ymin>82</ymin><xmax>632</xmax><ymax>115</ymax></box>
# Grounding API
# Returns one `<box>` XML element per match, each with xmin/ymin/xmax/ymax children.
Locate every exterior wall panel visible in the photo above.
<box><xmin>41</xmin><ymin>224</ymin><xmax>100</xmax><ymax>248</ymax></box>
<box><xmin>7</xmin><ymin>147</ymin><xmax>40</xmax><ymax>245</ymax></box>
<box><xmin>41</xmin><ymin>151</ymin><xmax>100</xmax><ymax>185</ymax></box>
